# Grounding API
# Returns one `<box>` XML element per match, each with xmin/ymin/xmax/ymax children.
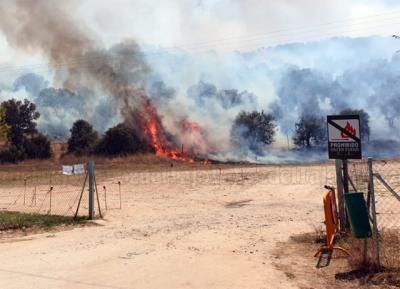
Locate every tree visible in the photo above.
<box><xmin>95</xmin><ymin>124</ymin><xmax>148</xmax><ymax>156</ymax></box>
<box><xmin>68</xmin><ymin>120</ymin><xmax>98</xmax><ymax>155</ymax></box>
<box><xmin>293</xmin><ymin>115</ymin><xmax>326</xmax><ymax>148</ymax></box>
<box><xmin>339</xmin><ymin>108</ymin><xmax>370</xmax><ymax>142</ymax></box>
<box><xmin>2</xmin><ymin>99</ymin><xmax>40</xmax><ymax>146</ymax></box>
<box><xmin>0</xmin><ymin>99</ymin><xmax>51</xmax><ymax>162</ymax></box>
<box><xmin>0</xmin><ymin>107</ymin><xmax>9</xmax><ymax>141</ymax></box>
<box><xmin>231</xmin><ymin>111</ymin><xmax>276</xmax><ymax>154</ymax></box>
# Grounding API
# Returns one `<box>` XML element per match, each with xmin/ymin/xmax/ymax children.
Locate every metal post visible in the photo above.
<box><xmin>23</xmin><ymin>178</ymin><xmax>27</xmax><ymax>206</ymax></box>
<box><xmin>88</xmin><ymin>160</ymin><xmax>95</xmax><ymax>220</ymax></box>
<box><xmin>342</xmin><ymin>159</ymin><xmax>350</xmax><ymax>193</ymax></box>
<box><xmin>368</xmin><ymin>157</ymin><xmax>381</xmax><ymax>270</ymax></box>
<box><xmin>49</xmin><ymin>187</ymin><xmax>53</xmax><ymax>215</ymax></box>
<box><xmin>118</xmin><ymin>181</ymin><xmax>122</xmax><ymax>209</ymax></box>
<box><xmin>103</xmin><ymin>186</ymin><xmax>108</xmax><ymax>210</ymax></box>
<box><xmin>335</xmin><ymin>159</ymin><xmax>346</xmax><ymax>231</ymax></box>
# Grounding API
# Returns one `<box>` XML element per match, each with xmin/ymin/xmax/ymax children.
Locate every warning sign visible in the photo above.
<box><xmin>327</xmin><ymin>115</ymin><xmax>362</xmax><ymax>159</ymax></box>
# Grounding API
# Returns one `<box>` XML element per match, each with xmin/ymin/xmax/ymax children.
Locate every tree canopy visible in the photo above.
<box><xmin>68</xmin><ymin>120</ymin><xmax>98</xmax><ymax>155</ymax></box>
<box><xmin>293</xmin><ymin>115</ymin><xmax>326</xmax><ymax>148</ymax></box>
<box><xmin>339</xmin><ymin>108</ymin><xmax>370</xmax><ymax>142</ymax></box>
<box><xmin>231</xmin><ymin>111</ymin><xmax>276</xmax><ymax>154</ymax></box>
<box><xmin>2</xmin><ymin>99</ymin><xmax>40</xmax><ymax>146</ymax></box>
<box><xmin>95</xmin><ymin>123</ymin><xmax>148</xmax><ymax>156</ymax></box>
<box><xmin>0</xmin><ymin>99</ymin><xmax>50</xmax><ymax>162</ymax></box>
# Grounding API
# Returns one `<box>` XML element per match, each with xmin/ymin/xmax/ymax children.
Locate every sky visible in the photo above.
<box><xmin>75</xmin><ymin>0</ymin><xmax>400</xmax><ymax>50</ymax></box>
<box><xmin>1</xmin><ymin>0</ymin><xmax>400</xmax><ymax>67</ymax></box>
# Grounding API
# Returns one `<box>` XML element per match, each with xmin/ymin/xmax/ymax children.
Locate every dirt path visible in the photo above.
<box><xmin>0</xmin><ymin>165</ymin><xmax>331</xmax><ymax>289</ymax></box>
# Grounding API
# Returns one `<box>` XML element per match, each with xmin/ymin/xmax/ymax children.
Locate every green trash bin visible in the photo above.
<box><xmin>344</xmin><ymin>192</ymin><xmax>372</xmax><ymax>238</ymax></box>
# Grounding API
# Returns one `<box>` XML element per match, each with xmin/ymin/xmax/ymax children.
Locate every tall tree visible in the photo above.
<box><xmin>0</xmin><ymin>98</ymin><xmax>50</xmax><ymax>162</ymax></box>
<box><xmin>68</xmin><ymin>120</ymin><xmax>98</xmax><ymax>155</ymax></box>
<box><xmin>1</xmin><ymin>99</ymin><xmax>39</xmax><ymax>146</ymax></box>
<box><xmin>339</xmin><ymin>108</ymin><xmax>370</xmax><ymax>142</ymax></box>
<box><xmin>0</xmin><ymin>107</ymin><xmax>9</xmax><ymax>141</ymax></box>
<box><xmin>293</xmin><ymin>116</ymin><xmax>326</xmax><ymax>148</ymax></box>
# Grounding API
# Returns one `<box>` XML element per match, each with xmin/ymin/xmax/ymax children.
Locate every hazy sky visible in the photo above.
<box><xmin>77</xmin><ymin>0</ymin><xmax>400</xmax><ymax>50</ymax></box>
<box><xmin>0</xmin><ymin>0</ymin><xmax>400</xmax><ymax>75</ymax></box>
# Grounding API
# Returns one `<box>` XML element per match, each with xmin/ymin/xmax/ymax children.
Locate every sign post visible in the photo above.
<box><xmin>327</xmin><ymin>115</ymin><xmax>362</xmax><ymax>231</ymax></box>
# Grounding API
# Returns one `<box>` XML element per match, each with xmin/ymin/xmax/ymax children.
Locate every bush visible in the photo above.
<box><xmin>68</xmin><ymin>120</ymin><xmax>98</xmax><ymax>155</ymax></box>
<box><xmin>95</xmin><ymin>124</ymin><xmax>149</xmax><ymax>156</ymax></box>
<box><xmin>0</xmin><ymin>145</ymin><xmax>25</xmax><ymax>163</ymax></box>
<box><xmin>23</xmin><ymin>134</ymin><xmax>51</xmax><ymax>159</ymax></box>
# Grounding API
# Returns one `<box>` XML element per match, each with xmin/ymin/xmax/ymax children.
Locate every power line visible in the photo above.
<box><xmin>0</xmin><ymin>10</ymin><xmax>399</xmax><ymax>74</ymax></box>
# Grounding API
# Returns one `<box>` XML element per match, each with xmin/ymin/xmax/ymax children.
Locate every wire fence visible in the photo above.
<box><xmin>0</xmin><ymin>163</ymin><xmax>337</xmax><ymax>218</ymax></box>
<box><xmin>0</xmin><ymin>171</ymin><xmax>89</xmax><ymax>217</ymax></box>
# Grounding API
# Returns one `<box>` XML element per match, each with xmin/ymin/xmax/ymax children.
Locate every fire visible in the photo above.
<box><xmin>131</xmin><ymin>95</ymin><xmax>210</xmax><ymax>164</ymax></box>
<box><xmin>134</xmin><ymin>98</ymin><xmax>195</xmax><ymax>162</ymax></box>
<box><xmin>341</xmin><ymin>122</ymin><xmax>357</xmax><ymax>140</ymax></box>
<box><xmin>180</xmin><ymin>119</ymin><xmax>200</xmax><ymax>132</ymax></box>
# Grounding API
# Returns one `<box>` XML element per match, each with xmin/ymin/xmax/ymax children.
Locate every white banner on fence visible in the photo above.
<box><xmin>62</xmin><ymin>165</ymin><xmax>74</xmax><ymax>175</ymax></box>
<box><xmin>62</xmin><ymin>164</ymin><xmax>85</xmax><ymax>175</ymax></box>
<box><xmin>73</xmin><ymin>164</ymin><xmax>85</xmax><ymax>175</ymax></box>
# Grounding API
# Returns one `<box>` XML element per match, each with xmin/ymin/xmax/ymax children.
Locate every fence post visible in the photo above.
<box><xmin>103</xmin><ymin>185</ymin><xmax>108</xmax><ymax>210</ymax></box>
<box><xmin>23</xmin><ymin>177</ymin><xmax>27</xmax><ymax>206</ymax></box>
<box><xmin>118</xmin><ymin>181</ymin><xmax>122</xmax><ymax>209</ymax></box>
<box><xmin>49</xmin><ymin>187</ymin><xmax>53</xmax><ymax>215</ymax></box>
<box><xmin>342</xmin><ymin>159</ymin><xmax>350</xmax><ymax>193</ymax></box>
<box><xmin>335</xmin><ymin>159</ymin><xmax>347</xmax><ymax>231</ymax></box>
<box><xmin>88</xmin><ymin>160</ymin><xmax>95</xmax><ymax>220</ymax></box>
<box><xmin>368</xmin><ymin>157</ymin><xmax>381</xmax><ymax>270</ymax></box>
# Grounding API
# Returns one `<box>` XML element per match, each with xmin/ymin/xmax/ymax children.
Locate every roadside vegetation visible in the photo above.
<box><xmin>0</xmin><ymin>211</ymin><xmax>85</xmax><ymax>231</ymax></box>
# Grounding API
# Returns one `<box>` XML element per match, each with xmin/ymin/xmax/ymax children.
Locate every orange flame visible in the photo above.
<box><xmin>132</xmin><ymin>96</ymin><xmax>209</xmax><ymax>164</ymax></box>
<box><xmin>341</xmin><ymin>122</ymin><xmax>357</xmax><ymax>140</ymax></box>
<box><xmin>141</xmin><ymin>101</ymin><xmax>196</xmax><ymax>162</ymax></box>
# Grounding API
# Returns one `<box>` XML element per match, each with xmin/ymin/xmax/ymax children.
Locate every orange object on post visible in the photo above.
<box><xmin>314</xmin><ymin>187</ymin><xmax>350</xmax><ymax>257</ymax></box>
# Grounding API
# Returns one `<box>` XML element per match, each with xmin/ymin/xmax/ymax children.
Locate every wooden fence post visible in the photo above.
<box><xmin>335</xmin><ymin>159</ymin><xmax>347</xmax><ymax>231</ymax></box>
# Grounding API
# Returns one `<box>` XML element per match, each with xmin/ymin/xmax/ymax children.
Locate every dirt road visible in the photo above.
<box><xmin>0</xmin><ymin>164</ymin><xmax>333</xmax><ymax>289</ymax></box>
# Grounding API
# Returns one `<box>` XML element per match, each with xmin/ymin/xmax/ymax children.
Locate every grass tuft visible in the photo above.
<box><xmin>0</xmin><ymin>211</ymin><xmax>85</xmax><ymax>231</ymax></box>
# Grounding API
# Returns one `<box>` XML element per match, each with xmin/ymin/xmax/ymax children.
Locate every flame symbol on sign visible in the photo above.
<box><xmin>341</xmin><ymin>122</ymin><xmax>356</xmax><ymax>140</ymax></box>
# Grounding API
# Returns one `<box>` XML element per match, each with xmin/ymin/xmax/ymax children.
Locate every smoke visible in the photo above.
<box><xmin>13</xmin><ymin>73</ymin><xmax>48</xmax><ymax>97</ymax></box>
<box><xmin>0</xmin><ymin>1</ymin><xmax>165</xmax><ymax>149</ymax></box>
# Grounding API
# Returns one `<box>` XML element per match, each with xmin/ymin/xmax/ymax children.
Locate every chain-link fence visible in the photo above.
<box><xmin>346</xmin><ymin>158</ymin><xmax>400</xmax><ymax>269</ymax></box>
<box><xmin>347</xmin><ymin>159</ymin><xmax>400</xmax><ymax>230</ymax></box>
<box><xmin>371</xmin><ymin>160</ymin><xmax>400</xmax><ymax>231</ymax></box>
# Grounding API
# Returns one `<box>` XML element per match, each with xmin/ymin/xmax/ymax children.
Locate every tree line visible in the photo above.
<box><xmin>231</xmin><ymin>108</ymin><xmax>370</xmax><ymax>153</ymax></box>
<box><xmin>0</xmin><ymin>98</ymin><xmax>152</xmax><ymax>163</ymax></box>
<box><xmin>0</xmin><ymin>98</ymin><xmax>371</xmax><ymax>162</ymax></box>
